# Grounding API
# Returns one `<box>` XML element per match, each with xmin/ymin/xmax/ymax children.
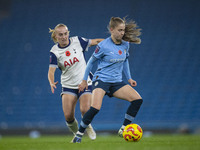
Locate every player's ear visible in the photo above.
<box><xmin>110</xmin><ymin>28</ymin><xmax>113</xmax><ymax>32</ymax></box>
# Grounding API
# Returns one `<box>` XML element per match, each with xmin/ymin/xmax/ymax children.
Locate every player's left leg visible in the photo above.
<box><xmin>113</xmin><ymin>84</ymin><xmax>143</xmax><ymax>137</ymax></box>
<box><xmin>62</xmin><ymin>94</ymin><xmax>78</xmax><ymax>135</ymax></box>
<box><xmin>79</xmin><ymin>93</ymin><xmax>96</xmax><ymax>140</ymax></box>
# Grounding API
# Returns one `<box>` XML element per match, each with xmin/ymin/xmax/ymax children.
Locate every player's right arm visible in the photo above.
<box><xmin>48</xmin><ymin>51</ymin><xmax>58</xmax><ymax>94</ymax></box>
<box><xmin>48</xmin><ymin>67</ymin><xmax>58</xmax><ymax>94</ymax></box>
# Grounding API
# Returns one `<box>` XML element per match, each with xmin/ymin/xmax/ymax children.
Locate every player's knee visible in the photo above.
<box><xmin>64</xmin><ymin>113</ymin><xmax>74</xmax><ymax>121</ymax></box>
<box><xmin>129</xmin><ymin>95</ymin><xmax>142</xmax><ymax>102</ymax></box>
<box><xmin>80</xmin><ymin>107</ymin><xmax>89</xmax><ymax>115</ymax></box>
<box><xmin>80</xmin><ymin>103</ymin><xmax>91</xmax><ymax>115</ymax></box>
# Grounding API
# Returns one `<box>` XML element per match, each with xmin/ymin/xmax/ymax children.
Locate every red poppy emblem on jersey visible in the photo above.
<box><xmin>65</xmin><ymin>51</ymin><xmax>71</xmax><ymax>56</ymax></box>
<box><xmin>118</xmin><ymin>50</ymin><xmax>122</xmax><ymax>55</ymax></box>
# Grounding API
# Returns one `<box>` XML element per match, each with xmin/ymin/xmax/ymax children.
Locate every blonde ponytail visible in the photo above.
<box><xmin>123</xmin><ymin>19</ymin><xmax>142</xmax><ymax>44</ymax></box>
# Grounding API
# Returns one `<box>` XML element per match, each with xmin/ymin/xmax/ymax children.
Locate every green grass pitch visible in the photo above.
<box><xmin>0</xmin><ymin>134</ymin><xmax>200</xmax><ymax>150</ymax></box>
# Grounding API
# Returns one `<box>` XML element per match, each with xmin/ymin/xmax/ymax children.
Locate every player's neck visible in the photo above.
<box><xmin>58</xmin><ymin>39</ymin><xmax>70</xmax><ymax>48</ymax></box>
<box><xmin>111</xmin><ymin>36</ymin><xmax>122</xmax><ymax>45</ymax></box>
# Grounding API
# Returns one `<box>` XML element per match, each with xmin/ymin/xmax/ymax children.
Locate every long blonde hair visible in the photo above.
<box><xmin>49</xmin><ymin>24</ymin><xmax>69</xmax><ymax>43</ymax></box>
<box><xmin>108</xmin><ymin>17</ymin><xmax>142</xmax><ymax>44</ymax></box>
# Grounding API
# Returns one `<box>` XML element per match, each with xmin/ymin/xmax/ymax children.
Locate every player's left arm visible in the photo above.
<box><xmin>89</xmin><ymin>39</ymin><xmax>104</xmax><ymax>46</ymax></box>
<box><xmin>123</xmin><ymin>58</ymin><xmax>137</xmax><ymax>87</ymax></box>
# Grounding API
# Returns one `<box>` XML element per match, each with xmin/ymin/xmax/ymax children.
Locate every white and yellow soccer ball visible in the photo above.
<box><xmin>122</xmin><ymin>123</ymin><xmax>143</xmax><ymax>142</ymax></box>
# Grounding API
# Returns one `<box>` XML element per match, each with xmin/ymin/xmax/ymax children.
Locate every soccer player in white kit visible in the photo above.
<box><xmin>48</xmin><ymin>24</ymin><xmax>104</xmax><ymax>141</ymax></box>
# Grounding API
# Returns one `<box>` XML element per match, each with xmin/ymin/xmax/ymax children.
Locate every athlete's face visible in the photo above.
<box><xmin>110</xmin><ymin>23</ymin><xmax>125</xmax><ymax>42</ymax></box>
<box><xmin>55</xmin><ymin>26</ymin><xmax>69</xmax><ymax>47</ymax></box>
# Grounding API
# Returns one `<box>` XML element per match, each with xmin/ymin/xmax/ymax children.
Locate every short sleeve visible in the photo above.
<box><xmin>92</xmin><ymin>45</ymin><xmax>104</xmax><ymax>59</ymax></box>
<box><xmin>78</xmin><ymin>36</ymin><xmax>90</xmax><ymax>52</ymax></box>
<box><xmin>49</xmin><ymin>52</ymin><xmax>58</xmax><ymax>67</ymax></box>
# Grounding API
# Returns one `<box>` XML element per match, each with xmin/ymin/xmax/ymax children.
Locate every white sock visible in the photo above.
<box><xmin>121</xmin><ymin>125</ymin><xmax>125</xmax><ymax>129</ymax></box>
<box><xmin>76</xmin><ymin>131</ymin><xmax>84</xmax><ymax>137</ymax></box>
<box><xmin>66</xmin><ymin>118</ymin><xmax>78</xmax><ymax>135</ymax></box>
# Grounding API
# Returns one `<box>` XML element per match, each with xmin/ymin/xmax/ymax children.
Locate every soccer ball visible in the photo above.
<box><xmin>122</xmin><ymin>123</ymin><xmax>143</xmax><ymax>142</ymax></box>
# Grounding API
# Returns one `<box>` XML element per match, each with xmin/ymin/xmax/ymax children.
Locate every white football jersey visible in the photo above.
<box><xmin>49</xmin><ymin>36</ymin><xmax>92</xmax><ymax>89</ymax></box>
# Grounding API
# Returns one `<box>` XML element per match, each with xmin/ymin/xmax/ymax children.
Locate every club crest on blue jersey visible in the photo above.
<box><xmin>95</xmin><ymin>46</ymin><xmax>100</xmax><ymax>53</ymax></box>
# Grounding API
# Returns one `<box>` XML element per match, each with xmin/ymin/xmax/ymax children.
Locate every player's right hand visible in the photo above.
<box><xmin>78</xmin><ymin>80</ymin><xmax>88</xmax><ymax>93</ymax></box>
<box><xmin>50</xmin><ymin>81</ymin><xmax>58</xmax><ymax>94</ymax></box>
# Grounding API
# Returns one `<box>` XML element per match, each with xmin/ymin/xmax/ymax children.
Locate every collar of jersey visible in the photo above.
<box><xmin>109</xmin><ymin>36</ymin><xmax>122</xmax><ymax>45</ymax></box>
<box><xmin>58</xmin><ymin>39</ymin><xmax>71</xmax><ymax>49</ymax></box>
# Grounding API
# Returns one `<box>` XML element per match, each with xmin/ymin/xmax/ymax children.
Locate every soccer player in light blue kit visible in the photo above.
<box><xmin>72</xmin><ymin>17</ymin><xmax>143</xmax><ymax>143</ymax></box>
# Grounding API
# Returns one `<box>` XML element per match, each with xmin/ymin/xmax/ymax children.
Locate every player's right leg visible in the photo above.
<box><xmin>62</xmin><ymin>92</ymin><xmax>78</xmax><ymax>135</ymax></box>
<box><xmin>113</xmin><ymin>84</ymin><xmax>143</xmax><ymax>137</ymax></box>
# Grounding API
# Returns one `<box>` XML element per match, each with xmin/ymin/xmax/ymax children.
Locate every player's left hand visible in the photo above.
<box><xmin>128</xmin><ymin>79</ymin><xmax>137</xmax><ymax>87</ymax></box>
<box><xmin>78</xmin><ymin>80</ymin><xmax>88</xmax><ymax>93</ymax></box>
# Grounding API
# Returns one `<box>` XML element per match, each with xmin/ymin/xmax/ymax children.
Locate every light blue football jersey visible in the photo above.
<box><xmin>92</xmin><ymin>37</ymin><xmax>129</xmax><ymax>83</ymax></box>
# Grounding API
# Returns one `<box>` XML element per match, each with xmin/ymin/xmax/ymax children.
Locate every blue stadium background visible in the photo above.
<box><xmin>0</xmin><ymin>0</ymin><xmax>200</xmax><ymax>133</ymax></box>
